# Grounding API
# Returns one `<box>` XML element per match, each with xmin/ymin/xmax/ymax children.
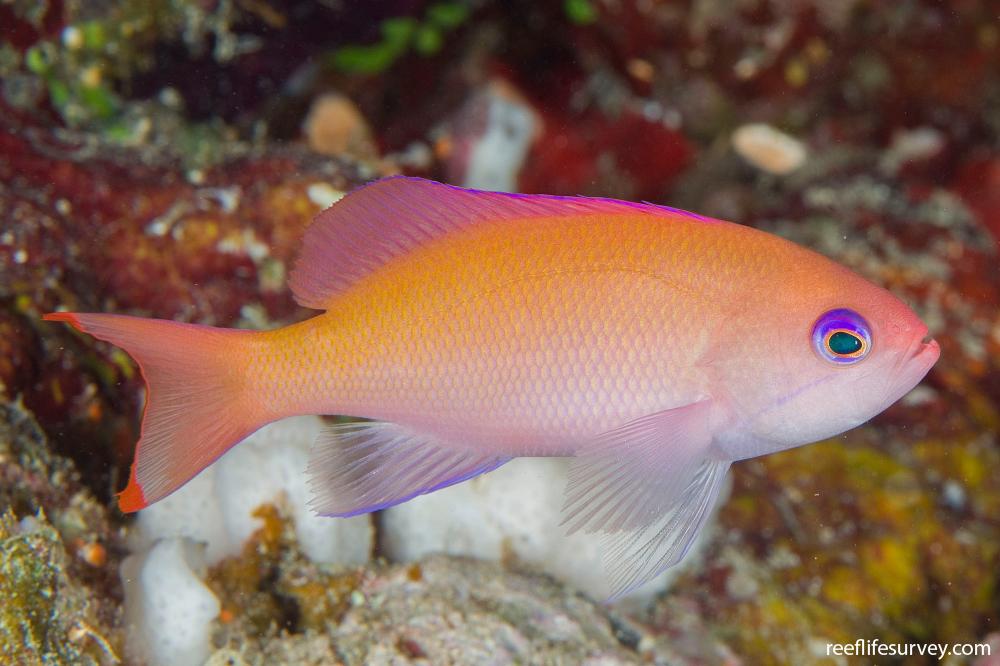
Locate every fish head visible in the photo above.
<box><xmin>713</xmin><ymin>264</ymin><xmax>939</xmax><ymax>459</ymax></box>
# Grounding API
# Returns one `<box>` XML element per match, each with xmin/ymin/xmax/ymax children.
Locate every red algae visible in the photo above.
<box><xmin>520</xmin><ymin>108</ymin><xmax>693</xmax><ymax>199</ymax></box>
<box><xmin>954</xmin><ymin>155</ymin><xmax>1000</xmax><ymax>248</ymax></box>
<box><xmin>0</xmin><ymin>106</ymin><xmax>372</xmax><ymax>498</ymax></box>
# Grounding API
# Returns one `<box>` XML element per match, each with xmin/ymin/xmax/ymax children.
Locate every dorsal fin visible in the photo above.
<box><xmin>289</xmin><ymin>176</ymin><xmax>709</xmax><ymax>310</ymax></box>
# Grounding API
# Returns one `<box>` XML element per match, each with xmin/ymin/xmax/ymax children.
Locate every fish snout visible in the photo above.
<box><xmin>894</xmin><ymin>330</ymin><xmax>940</xmax><ymax>386</ymax></box>
<box><xmin>911</xmin><ymin>330</ymin><xmax>940</xmax><ymax>362</ymax></box>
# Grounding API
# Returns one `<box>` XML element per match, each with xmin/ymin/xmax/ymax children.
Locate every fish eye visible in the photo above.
<box><xmin>812</xmin><ymin>309</ymin><xmax>871</xmax><ymax>364</ymax></box>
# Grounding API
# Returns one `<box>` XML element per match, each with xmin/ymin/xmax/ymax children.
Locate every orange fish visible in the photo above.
<box><xmin>46</xmin><ymin>177</ymin><xmax>939</xmax><ymax>597</ymax></box>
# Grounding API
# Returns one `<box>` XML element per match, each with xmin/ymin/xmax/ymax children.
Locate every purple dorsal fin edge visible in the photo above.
<box><xmin>289</xmin><ymin>176</ymin><xmax>713</xmax><ymax>310</ymax></box>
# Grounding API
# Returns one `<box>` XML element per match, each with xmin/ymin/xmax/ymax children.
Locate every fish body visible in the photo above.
<box><xmin>266</xmin><ymin>211</ymin><xmax>723</xmax><ymax>445</ymax></box>
<box><xmin>46</xmin><ymin>177</ymin><xmax>939</xmax><ymax>597</ymax></box>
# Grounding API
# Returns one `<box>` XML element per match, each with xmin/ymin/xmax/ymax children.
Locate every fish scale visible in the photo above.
<box><xmin>258</xmin><ymin>219</ymin><xmax>714</xmax><ymax>448</ymax></box>
<box><xmin>44</xmin><ymin>176</ymin><xmax>938</xmax><ymax>598</ymax></box>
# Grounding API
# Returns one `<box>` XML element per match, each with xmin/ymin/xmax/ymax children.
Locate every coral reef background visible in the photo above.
<box><xmin>1</xmin><ymin>1</ymin><xmax>998</xmax><ymax>664</ymax></box>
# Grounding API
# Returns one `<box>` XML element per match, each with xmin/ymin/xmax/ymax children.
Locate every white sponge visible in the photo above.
<box><xmin>123</xmin><ymin>417</ymin><xmax>374</xmax><ymax>666</ymax></box>
<box><xmin>381</xmin><ymin>458</ymin><xmax>721</xmax><ymax>600</ymax></box>
<box><xmin>131</xmin><ymin>416</ymin><xmax>373</xmax><ymax>566</ymax></box>
<box><xmin>120</xmin><ymin>538</ymin><xmax>220</xmax><ymax>666</ymax></box>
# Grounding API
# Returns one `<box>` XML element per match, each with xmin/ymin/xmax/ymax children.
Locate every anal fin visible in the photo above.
<box><xmin>307</xmin><ymin>421</ymin><xmax>510</xmax><ymax>517</ymax></box>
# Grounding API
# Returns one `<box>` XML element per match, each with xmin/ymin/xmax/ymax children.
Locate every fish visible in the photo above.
<box><xmin>45</xmin><ymin>176</ymin><xmax>940</xmax><ymax>598</ymax></box>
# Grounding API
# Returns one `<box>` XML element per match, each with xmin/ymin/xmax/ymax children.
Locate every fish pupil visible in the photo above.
<box><xmin>829</xmin><ymin>331</ymin><xmax>862</xmax><ymax>355</ymax></box>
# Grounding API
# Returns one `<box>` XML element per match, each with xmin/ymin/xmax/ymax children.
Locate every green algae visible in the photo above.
<box><xmin>0</xmin><ymin>511</ymin><xmax>119</xmax><ymax>665</ymax></box>
<box><xmin>564</xmin><ymin>0</ymin><xmax>599</xmax><ymax>25</ymax></box>
<box><xmin>330</xmin><ymin>2</ymin><xmax>471</xmax><ymax>74</ymax></box>
<box><xmin>691</xmin><ymin>429</ymin><xmax>1000</xmax><ymax>663</ymax></box>
<box><xmin>0</xmin><ymin>510</ymin><xmax>63</xmax><ymax>664</ymax></box>
<box><xmin>2</xmin><ymin>0</ymin><xmax>244</xmax><ymax>130</ymax></box>
<box><xmin>0</xmin><ymin>402</ymin><xmax>123</xmax><ymax>665</ymax></box>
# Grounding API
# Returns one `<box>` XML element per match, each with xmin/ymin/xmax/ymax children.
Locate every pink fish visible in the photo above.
<box><xmin>46</xmin><ymin>177</ymin><xmax>939</xmax><ymax>597</ymax></box>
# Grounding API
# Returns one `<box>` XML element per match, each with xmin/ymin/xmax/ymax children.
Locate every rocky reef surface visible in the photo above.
<box><xmin>0</xmin><ymin>400</ymin><xmax>123</xmax><ymax>665</ymax></box>
<box><xmin>2</xmin><ymin>0</ymin><xmax>998</xmax><ymax>664</ymax></box>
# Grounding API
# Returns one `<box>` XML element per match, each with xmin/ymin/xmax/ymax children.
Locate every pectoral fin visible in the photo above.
<box><xmin>601</xmin><ymin>458</ymin><xmax>730</xmax><ymax>599</ymax></box>
<box><xmin>561</xmin><ymin>401</ymin><xmax>730</xmax><ymax>598</ymax></box>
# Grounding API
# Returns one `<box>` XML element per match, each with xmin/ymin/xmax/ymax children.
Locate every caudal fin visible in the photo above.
<box><xmin>44</xmin><ymin>312</ymin><xmax>269</xmax><ymax>512</ymax></box>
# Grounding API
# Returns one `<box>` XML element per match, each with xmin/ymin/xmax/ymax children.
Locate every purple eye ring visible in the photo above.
<box><xmin>812</xmin><ymin>309</ymin><xmax>872</xmax><ymax>364</ymax></box>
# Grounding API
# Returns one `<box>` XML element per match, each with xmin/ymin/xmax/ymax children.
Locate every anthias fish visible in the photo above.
<box><xmin>46</xmin><ymin>177</ymin><xmax>939</xmax><ymax>597</ymax></box>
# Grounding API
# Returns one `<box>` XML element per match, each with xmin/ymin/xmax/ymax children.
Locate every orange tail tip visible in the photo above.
<box><xmin>44</xmin><ymin>311</ymin><xmax>270</xmax><ymax>512</ymax></box>
<box><xmin>118</xmin><ymin>468</ymin><xmax>147</xmax><ymax>512</ymax></box>
<box><xmin>43</xmin><ymin>312</ymin><xmax>83</xmax><ymax>325</ymax></box>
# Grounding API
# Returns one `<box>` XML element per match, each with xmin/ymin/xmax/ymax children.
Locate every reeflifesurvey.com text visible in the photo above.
<box><xmin>826</xmin><ymin>639</ymin><xmax>990</xmax><ymax>661</ymax></box>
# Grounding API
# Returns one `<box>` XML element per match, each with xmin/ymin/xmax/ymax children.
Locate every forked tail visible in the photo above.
<box><xmin>44</xmin><ymin>312</ymin><xmax>270</xmax><ymax>512</ymax></box>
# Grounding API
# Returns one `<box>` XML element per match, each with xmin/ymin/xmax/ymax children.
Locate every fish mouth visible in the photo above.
<box><xmin>875</xmin><ymin>329</ymin><xmax>939</xmax><ymax>410</ymax></box>
<box><xmin>912</xmin><ymin>332</ymin><xmax>940</xmax><ymax>364</ymax></box>
<box><xmin>898</xmin><ymin>329</ymin><xmax>940</xmax><ymax>382</ymax></box>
